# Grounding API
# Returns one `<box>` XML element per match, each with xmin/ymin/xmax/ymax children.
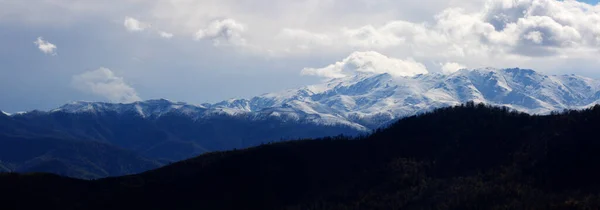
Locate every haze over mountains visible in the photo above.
<box><xmin>3</xmin><ymin>67</ymin><xmax>600</xmax><ymax>178</ymax></box>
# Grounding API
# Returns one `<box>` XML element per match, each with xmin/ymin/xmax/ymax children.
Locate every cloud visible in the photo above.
<box><xmin>6</xmin><ymin>0</ymin><xmax>600</xmax><ymax>77</ymax></box>
<box><xmin>195</xmin><ymin>19</ymin><xmax>246</xmax><ymax>46</ymax></box>
<box><xmin>71</xmin><ymin>67</ymin><xmax>141</xmax><ymax>103</ymax></box>
<box><xmin>276</xmin><ymin>28</ymin><xmax>332</xmax><ymax>51</ymax></box>
<box><xmin>124</xmin><ymin>17</ymin><xmax>174</xmax><ymax>39</ymax></box>
<box><xmin>310</xmin><ymin>0</ymin><xmax>600</xmax><ymax>61</ymax></box>
<box><xmin>342</xmin><ymin>25</ymin><xmax>406</xmax><ymax>49</ymax></box>
<box><xmin>301</xmin><ymin>51</ymin><xmax>428</xmax><ymax>79</ymax></box>
<box><xmin>33</xmin><ymin>37</ymin><xmax>57</xmax><ymax>55</ymax></box>
<box><xmin>524</xmin><ymin>31</ymin><xmax>544</xmax><ymax>44</ymax></box>
<box><xmin>17</xmin><ymin>0</ymin><xmax>599</xmax><ymax>60</ymax></box>
<box><xmin>159</xmin><ymin>31</ymin><xmax>174</xmax><ymax>39</ymax></box>
<box><xmin>441</xmin><ymin>62</ymin><xmax>467</xmax><ymax>74</ymax></box>
<box><xmin>456</xmin><ymin>0</ymin><xmax>597</xmax><ymax>56</ymax></box>
<box><xmin>124</xmin><ymin>17</ymin><xmax>150</xmax><ymax>32</ymax></box>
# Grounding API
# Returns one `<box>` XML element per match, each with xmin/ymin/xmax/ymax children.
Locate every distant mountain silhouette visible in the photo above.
<box><xmin>4</xmin><ymin>103</ymin><xmax>600</xmax><ymax>209</ymax></box>
<box><xmin>0</xmin><ymin>134</ymin><xmax>160</xmax><ymax>179</ymax></box>
<box><xmin>0</xmin><ymin>109</ymin><xmax>360</xmax><ymax>178</ymax></box>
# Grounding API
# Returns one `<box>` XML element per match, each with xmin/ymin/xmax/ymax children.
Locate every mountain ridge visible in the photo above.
<box><xmin>16</xmin><ymin>67</ymin><xmax>600</xmax><ymax>130</ymax></box>
<box><xmin>4</xmin><ymin>103</ymin><xmax>600</xmax><ymax>209</ymax></box>
<box><xmin>3</xmin><ymin>67</ymin><xmax>600</xmax><ymax>178</ymax></box>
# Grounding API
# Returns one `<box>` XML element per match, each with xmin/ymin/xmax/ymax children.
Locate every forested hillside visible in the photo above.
<box><xmin>3</xmin><ymin>102</ymin><xmax>600</xmax><ymax>209</ymax></box>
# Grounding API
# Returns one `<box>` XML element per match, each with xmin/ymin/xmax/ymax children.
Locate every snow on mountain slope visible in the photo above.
<box><xmin>53</xmin><ymin>99</ymin><xmax>209</xmax><ymax>119</ymax></box>
<box><xmin>22</xmin><ymin>68</ymin><xmax>600</xmax><ymax>130</ymax></box>
<box><xmin>213</xmin><ymin>67</ymin><xmax>600</xmax><ymax>128</ymax></box>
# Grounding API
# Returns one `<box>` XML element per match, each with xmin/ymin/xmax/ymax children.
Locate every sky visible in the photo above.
<box><xmin>0</xmin><ymin>0</ymin><xmax>600</xmax><ymax>112</ymax></box>
<box><xmin>582</xmin><ymin>0</ymin><xmax>600</xmax><ymax>3</ymax></box>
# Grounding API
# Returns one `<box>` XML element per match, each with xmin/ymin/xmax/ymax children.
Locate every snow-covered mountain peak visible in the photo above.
<box><xmin>214</xmin><ymin>68</ymin><xmax>600</xmax><ymax>128</ymax></box>
<box><xmin>55</xmin><ymin>101</ymin><xmax>105</xmax><ymax>113</ymax></box>
<box><xmin>52</xmin><ymin>99</ymin><xmax>209</xmax><ymax>118</ymax></box>
<box><xmin>143</xmin><ymin>98</ymin><xmax>178</xmax><ymax>105</ymax></box>
<box><xmin>17</xmin><ymin>67</ymin><xmax>600</xmax><ymax>130</ymax></box>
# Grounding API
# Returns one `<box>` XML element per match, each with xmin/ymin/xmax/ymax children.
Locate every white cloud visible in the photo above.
<box><xmin>6</xmin><ymin>0</ymin><xmax>600</xmax><ymax>77</ymax></box>
<box><xmin>17</xmin><ymin>0</ymin><xmax>600</xmax><ymax>60</ymax></box>
<box><xmin>72</xmin><ymin>67</ymin><xmax>141</xmax><ymax>103</ymax></box>
<box><xmin>276</xmin><ymin>28</ymin><xmax>332</xmax><ymax>51</ymax></box>
<box><xmin>342</xmin><ymin>25</ymin><xmax>406</xmax><ymax>49</ymax></box>
<box><xmin>480</xmin><ymin>0</ymin><xmax>597</xmax><ymax>55</ymax></box>
<box><xmin>441</xmin><ymin>62</ymin><xmax>467</xmax><ymax>74</ymax></box>
<box><xmin>124</xmin><ymin>16</ymin><xmax>150</xmax><ymax>32</ymax></box>
<box><xmin>301</xmin><ymin>51</ymin><xmax>428</xmax><ymax>79</ymax></box>
<box><xmin>524</xmin><ymin>31</ymin><xmax>544</xmax><ymax>44</ymax></box>
<box><xmin>195</xmin><ymin>19</ymin><xmax>246</xmax><ymax>46</ymax></box>
<box><xmin>305</xmin><ymin>0</ymin><xmax>600</xmax><ymax>64</ymax></box>
<box><xmin>33</xmin><ymin>37</ymin><xmax>57</xmax><ymax>55</ymax></box>
<box><xmin>159</xmin><ymin>31</ymin><xmax>174</xmax><ymax>39</ymax></box>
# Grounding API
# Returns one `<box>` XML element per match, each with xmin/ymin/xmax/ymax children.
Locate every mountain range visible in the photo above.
<box><xmin>28</xmin><ymin>67</ymin><xmax>600</xmax><ymax>129</ymax></box>
<box><xmin>209</xmin><ymin>67</ymin><xmax>600</xmax><ymax>129</ymax></box>
<box><xmin>2</xmin><ymin>67</ymin><xmax>600</xmax><ymax>178</ymax></box>
<box><xmin>4</xmin><ymin>104</ymin><xmax>600</xmax><ymax>209</ymax></box>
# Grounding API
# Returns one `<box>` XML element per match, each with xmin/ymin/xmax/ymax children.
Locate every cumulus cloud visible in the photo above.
<box><xmin>301</xmin><ymin>51</ymin><xmax>428</xmax><ymax>79</ymax></box>
<box><xmin>324</xmin><ymin>0</ymin><xmax>600</xmax><ymax>60</ymax></box>
<box><xmin>29</xmin><ymin>0</ymin><xmax>597</xmax><ymax>61</ymax></box>
<box><xmin>124</xmin><ymin>17</ymin><xmax>150</xmax><ymax>32</ymax></box>
<box><xmin>159</xmin><ymin>31</ymin><xmax>174</xmax><ymax>39</ymax></box>
<box><xmin>451</xmin><ymin>0</ymin><xmax>597</xmax><ymax>56</ymax></box>
<box><xmin>33</xmin><ymin>37</ymin><xmax>57</xmax><ymax>55</ymax></box>
<box><xmin>441</xmin><ymin>62</ymin><xmax>467</xmax><ymax>74</ymax></box>
<box><xmin>195</xmin><ymin>19</ymin><xmax>246</xmax><ymax>46</ymax></box>
<box><xmin>72</xmin><ymin>67</ymin><xmax>141</xmax><ymax>103</ymax></box>
<box><xmin>8</xmin><ymin>0</ymin><xmax>600</xmax><ymax>76</ymax></box>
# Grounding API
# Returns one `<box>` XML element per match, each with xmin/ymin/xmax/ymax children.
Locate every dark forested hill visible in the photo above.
<box><xmin>3</xmin><ymin>102</ymin><xmax>600</xmax><ymax>209</ymax></box>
